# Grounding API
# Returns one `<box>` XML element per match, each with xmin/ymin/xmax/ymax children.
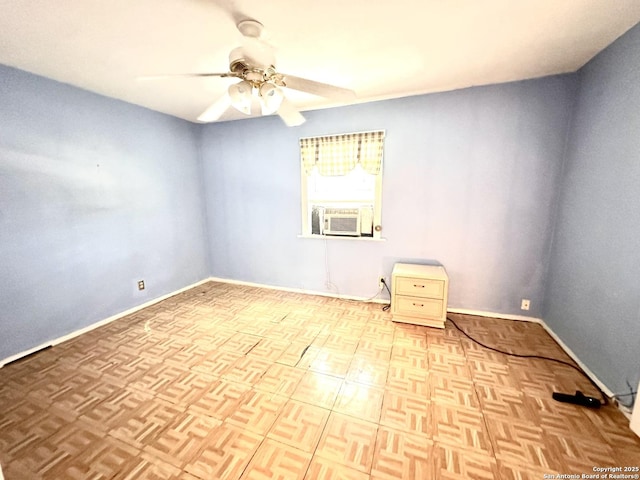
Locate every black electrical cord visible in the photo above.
<box><xmin>611</xmin><ymin>381</ymin><xmax>637</xmax><ymax>408</ymax></box>
<box><xmin>447</xmin><ymin>316</ymin><xmax>609</xmax><ymax>406</ymax></box>
<box><xmin>613</xmin><ymin>393</ymin><xmax>637</xmax><ymax>409</ymax></box>
<box><xmin>381</xmin><ymin>278</ymin><xmax>391</xmax><ymax>311</ymax></box>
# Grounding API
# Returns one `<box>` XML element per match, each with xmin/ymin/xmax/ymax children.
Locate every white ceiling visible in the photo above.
<box><xmin>1</xmin><ymin>0</ymin><xmax>639</xmax><ymax>124</ymax></box>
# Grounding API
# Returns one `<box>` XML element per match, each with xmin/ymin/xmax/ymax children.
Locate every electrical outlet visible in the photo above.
<box><xmin>521</xmin><ymin>299</ymin><xmax>530</xmax><ymax>311</ymax></box>
<box><xmin>378</xmin><ymin>276</ymin><xmax>385</xmax><ymax>289</ymax></box>
<box><xmin>138</xmin><ymin>280</ymin><xmax>145</xmax><ymax>291</ymax></box>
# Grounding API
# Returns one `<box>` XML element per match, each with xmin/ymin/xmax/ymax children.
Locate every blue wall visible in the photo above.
<box><xmin>3</xmin><ymin>23</ymin><xmax>636</xmax><ymax>396</ymax></box>
<box><xmin>0</xmin><ymin>65</ymin><xmax>210</xmax><ymax>360</ymax></box>
<box><xmin>201</xmin><ymin>75</ymin><xmax>576</xmax><ymax>317</ymax></box>
<box><xmin>543</xmin><ymin>24</ymin><xmax>640</xmax><ymax>393</ymax></box>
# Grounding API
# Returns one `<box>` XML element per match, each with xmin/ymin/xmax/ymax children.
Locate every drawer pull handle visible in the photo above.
<box><xmin>412</xmin><ymin>303</ymin><xmax>424</xmax><ymax>307</ymax></box>
<box><xmin>413</xmin><ymin>284</ymin><xmax>425</xmax><ymax>288</ymax></box>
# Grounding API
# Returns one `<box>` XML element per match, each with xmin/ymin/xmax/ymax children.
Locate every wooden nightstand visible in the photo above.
<box><xmin>391</xmin><ymin>263</ymin><xmax>449</xmax><ymax>328</ymax></box>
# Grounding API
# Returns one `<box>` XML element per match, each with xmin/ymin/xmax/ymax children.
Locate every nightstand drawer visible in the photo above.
<box><xmin>395</xmin><ymin>277</ymin><xmax>444</xmax><ymax>299</ymax></box>
<box><xmin>394</xmin><ymin>295</ymin><xmax>443</xmax><ymax>318</ymax></box>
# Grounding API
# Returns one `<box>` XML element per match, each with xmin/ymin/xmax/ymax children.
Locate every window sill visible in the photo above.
<box><xmin>297</xmin><ymin>234</ymin><xmax>386</xmax><ymax>242</ymax></box>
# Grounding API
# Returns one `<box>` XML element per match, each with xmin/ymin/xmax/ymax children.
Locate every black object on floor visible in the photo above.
<box><xmin>552</xmin><ymin>390</ymin><xmax>602</xmax><ymax>408</ymax></box>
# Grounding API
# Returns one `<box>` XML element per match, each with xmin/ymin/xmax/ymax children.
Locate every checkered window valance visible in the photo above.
<box><xmin>300</xmin><ymin>130</ymin><xmax>385</xmax><ymax>176</ymax></box>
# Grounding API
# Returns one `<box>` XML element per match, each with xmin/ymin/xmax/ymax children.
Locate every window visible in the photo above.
<box><xmin>300</xmin><ymin>130</ymin><xmax>384</xmax><ymax>239</ymax></box>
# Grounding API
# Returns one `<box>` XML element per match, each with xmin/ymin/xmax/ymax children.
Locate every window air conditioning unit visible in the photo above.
<box><xmin>323</xmin><ymin>208</ymin><xmax>361</xmax><ymax>236</ymax></box>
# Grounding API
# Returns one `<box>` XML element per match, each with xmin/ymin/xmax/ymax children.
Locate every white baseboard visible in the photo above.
<box><xmin>208</xmin><ymin>276</ymin><xmax>389</xmax><ymax>304</ymax></box>
<box><xmin>447</xmin><ymin>307</ymin><xmax>543</xmax><ymax>324</ymax></box>
<box><xmin>536</xmin><ymin>319</ymin><xmax>615</xmax><ymax>399</ymax></box>
<box><xmin>630</xmin><ymin>380</ymin><xmax>640</xmax><ymax>436</ymax></box>
<box><xmin>0</xmin><ymin>277</ymin><xmax>211</xmax><ymax>368</ymax></box>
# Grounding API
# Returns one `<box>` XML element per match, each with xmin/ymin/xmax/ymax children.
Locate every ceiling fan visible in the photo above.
<box><xmin>147</xmin><ymin>19</ymin><xmax>356</xmax><ymax>127</ymax></box>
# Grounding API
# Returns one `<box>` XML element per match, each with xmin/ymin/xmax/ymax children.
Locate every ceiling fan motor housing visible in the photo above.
<box><xmin>229</xmin><ymin>47</ymin><xmax>251</xmax><ymax>74</ymax></box>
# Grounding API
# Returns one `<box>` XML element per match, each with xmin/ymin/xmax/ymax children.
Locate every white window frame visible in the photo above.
<box><xmin>300</xmin><ymin>131</ymin><xmax>384</xmax><ymax>240</ymax></box>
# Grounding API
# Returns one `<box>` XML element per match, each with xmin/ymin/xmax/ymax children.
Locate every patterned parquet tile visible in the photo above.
<box><xmin>25</xmin><ymin>364</ymin><xmax>105</xmax><ymax>413</ymax></box>
<box><xmin>431</xmin><ymin>404</ymin><xmax>493</xmax><ymax>455</ymax></box>
<box><xmin>155</xmin><ymin>370</ymin><xmax>217</xmax><ymax>407</ymax></box>
<box><xmin>222</xmin><ymin>356</ymin><xmax>273</xmax><ymax>386</ymax></box>
<box><xmin>189</xmin><ymin>378</ymin><xmax>251</xmax><ymax>421</ymax></box>
<box><xmin>108</xmin><ymin>398</ymin><xmax>186</xmax><ymax>450</ymax></box>
<box><xmin>509</xmin><ymin>359</ymin><xmax>557</xmax><ymax>396</ymax></box>
<box><xmin>434</xmin><ymin>443</ymin><xmax>499</xmax><ymax>479</ymax></box>
<box><xmin>276</xmin><ymin>341</ymin><xmax>319</xmax><ymax>368</ymax></box>
<box><xmin>0</xmin><ymin>399</ymin><xmax>75</xmax><ymax>461</ymax></box>
<box><xmin>3</xmin><ymin>417</ymin><xmax>99</xmax><ymax>474</ymax></box>
<box><xmin>118</xmin><ymin>453</ymin><xmax>201</xmax><ymax>480</ymax></box>
<box><xmin>322</xmin><ymin>334</ymin><xmax>359</xmax><ymax>354</ymax></box>
<box><xmin>497</xmin><ymin>459</ymin><xmax>560</xmax><ymax>480</ymax></box>
<box><xmin>142</xmin><ymin>410</ymin><xmax>221</xmax><ymax>468</ymax></box>
<box><xmin>220</xmin><ymin>332</ymin><xmax>263</xmax><ymax>355</ymax></box>
<box><xmin>427</xmin><ymin>351</ymin><xmax>472</xmax><ymax>378</ymax></box>
<box><xmin>468</xmin><ymin>358</ymin><xmax>521</xmax><ymax>388</ymax></box>
<box><xmin>291</xmin><ymin>371</ymin><xmax>343</xmax><ymax>409</ymax></box>
<box><xmin>191</xmin><ymin>349</ymin><xmax>244</xmax><ymax>377</ymax></box>
<box><xmin>226</xmin><ymin>390</ymin><xmax>289</xmax><ymax>435</ymax></box>
<box><xmin>389</xmin><ymin>345</ymin><xmax>428</xmax><ymax>370</ymax></box>
<box><xmin>309</xmin><ymin>350</ymin><xmax>353</xmax><ymax>378</ymax></box>
<box><xmin>253</xmin><ymin>364</ymin><xmax>306</xmax><ymax>397</ymax></box>
<box><xmin>526</xmin><ymin>395</ymin><xmax>602</xmax><ymax>439</ymax></box>
<box><xmin>304</xmin><ymin>456</ymin><xmax>370</xmax><ymax>480</ymax></box>
<box><xmin>582</xmin><ymin>403</ymin><xmax>640</xmax><ymax>450</ymax></box>
<box><xmin>333</xmin><ymin>382</ymin><xmax>384</xmax><ymax>423</ymax></box>
<box><xmin>315</xmin><ymin>412</ymin><xmax>378</xmax><ymax>474</ymax></box>
<box><xmin>426</xmin><ymin>333</ymin><xmax>466</xmax><ymax>357</ymax></box>
<box><xmin>267</xmin><ymin>400</ymin><xmax>330</xmax><ymax>453</ymax></box>
<box><xmin>1</xmin><ymin>282</ymin><xmax>639</xmax><ymax>479</ymax></box>
<box><xmin>379</xmin><ymin>391</ymin><xmax>431</xmax><ymax>436</ymax></box>
<box><xmin>361</xmin><ymin>329</ymin><xmax>394</xmax><ymax>347</ymax></box>
<box><xmin>265</xmin><ymin>325</ymin><xmax>310</xmax><ymax>344</ymax></box>
<box><xmin>183</xmin><ymin>421</ymin><xmax>263</xmax><ymax>480</ymax></box>
<box><xmin>126</xmin><ymin>362</ymin><xmax>191</xmax><ymax>396</ymax></box>
<box><xmin>371</xmin><ymin>426</ymin><xmax>433</xmax><ymax>479</ymax></box>
<box><xmin>430</xmin><ymin>373</ymin><xmax>480</xmax><ymax>409</ymax></box>
<box><xmin>346</xmin><ymin>357</ymin><xmax>389</xmax><ymax>388</ymax></box>
<box><xmin>47</xmin><ymin>435</ymin><xmax>142</xmax><ymax>479</ymax></box>
<box><xmin>545</xmin><ymin>433</ymin><xmax>619</xmax><ymax>472</ymax></box>
<box><xmin>474</xmin><ymin>383</ymin><xmax>532</xmax><ymax>418</ymax></box>
<box><xmin>240</xmin><ymin>438</ymin><xmax>311</xmax><ymax>480</ymax></box>
<box><xmin>79</xmin><ymin>387</ymin><xmax>155</xmax><ymax>432</ymax></box>
<box><xmin>385</xmin><ymin>365</ymin><xmax>429</xmax><ymax>397</ymax></box>
<box><xmin>353</xmin><ymin>339</ymin><xmax>392</xmax><ymax>363</ymax></box>
<box><xmin>484</xmin><ymin>413</ymin><xmax>556</xmax><ymax>469</ymax></box>
<box><xmin>294</xmin><ymin>345</ymin><xmax>324</xmax><ymax>370</ymax></box>
<box><xmin>247</xmin><ymin>338</ymin><xmax>291</xmax><ymax>362</ymax></box>
<box><xmin>393</xmin><ymin>325</ymin><xmax>427</xmax><ymax>349</ymax></box>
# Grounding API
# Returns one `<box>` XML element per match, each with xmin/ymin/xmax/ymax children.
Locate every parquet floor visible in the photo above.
<box><xmin>1</xmin><ymin>281</ymin><xmax>638</xmax><ymax>479</ymax></box>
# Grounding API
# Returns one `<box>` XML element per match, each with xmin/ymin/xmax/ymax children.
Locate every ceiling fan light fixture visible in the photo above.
<box><xmin>259</xmin><ymin>82</ymin><xmax>284</xmax><ymax>115</ymax></box>
<box><xmin>228</xmin><ymin>80</ymin><xmax>253</xmax><ymax>115</ymax></box>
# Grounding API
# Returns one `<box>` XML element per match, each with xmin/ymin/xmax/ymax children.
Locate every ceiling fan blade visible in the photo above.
<box><xmin>198</xmin><ymin>95</ymin><xmax>232</xmax><ymax>123</ymax></box>
<box><xmin>277</xmin><ymin>98</ymin><xmax>305</xmax><ymax>127</ymax></box>
<box><xmin>137</xmin><ymin>73</ymin><xmax>237</xmax><ymax>81</ymax></box>
<box><xmin>279</xmin><ymin>74</ymin><xmax>356</xmax><ymax>100</ymax></box>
